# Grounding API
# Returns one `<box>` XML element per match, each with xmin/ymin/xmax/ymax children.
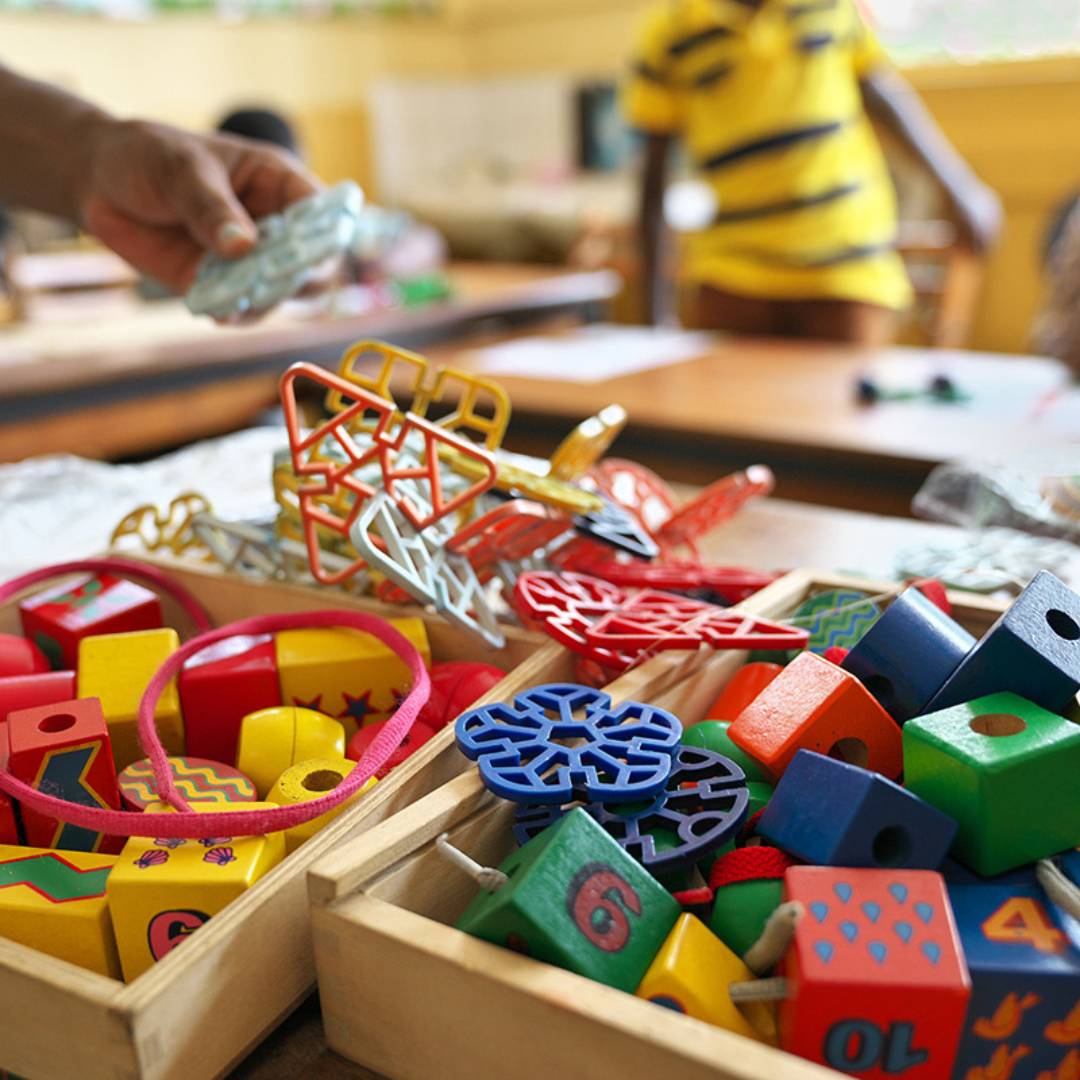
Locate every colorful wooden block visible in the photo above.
<box><xmin>18</xmin><ymin>572</ymin><xmax>162</xmax><ymax>671</ymax></box>
<box><xmin>0</xmin><ymin>634</ymin><xmax>50</xmax><ymax>678</ymax></box>
<box><xmin>948</xmin><ymin>883</ymin><xmax>1080</xmax><ymax>1080</ymax></box>
<box><xmin>0</xmin><ymin>670</ymin><xmax>77</xmax><ymax>722</ymax></box>
<box><xmin>904</xmin><ymin>692</ymin><xmax>1080</xmax><ymax>877</ymax></box>
<box><xmin>840</xmin><ymin>586</ymin><xmax>976</xmax><ymax>722</ymax></box>
<box><xmin>178</xmin><ymin>634</ymin><xmax>280</xmax><ymax>765</ymax></box>
<box><xmin>635</xmin><ymin>913</ymin><xmax>778</xmax><ymax>1044</ymax></box>
<box><xmin>703</xmin><ymin>662</ymin><xmax>785</xmax><ymax>722</ymax></box>
<box><xmin>454</xmin><ymin>807</ymin><xmax>680</xmax><ymax>992</ymax></box>
<box><xmin>266</xmin><ymin>758</ymin><xmax>374</xmax><ymax>853</ymax></box>
<box><xmin>780</xmin><ymin>866</ymin><xmax>971</xmax><ymax>1079</ymax></box>
<box><xmin>790</xmin><ymin>588</ymin><xmax>882</xmax><ymax>657</ymax></box>
<box><xmin>117</xmin><ymin>757</ymin><xmax>258</xmax><ymax>811</ymax></box>
<box><xmin>236</xmin><ymin>706</ymin><xmax>346</xmax><ymax>797</ymax></box>
<box><xmin>728</xmin><ymin>651</ymin><xmax>903</xmax><ymax>784</ymax></box>
<box><xmin>925</xmin><ymin>570</ymin><xmax>1080</xmax><ymax>716</ymax></box>
<box><xmin>347</xmin><ymin>717</ymin><xmax>437</xmax><ymax>779</ymax></box>
<box><xmin>758</xmin><ymin>749</ymin><xmax>958</xmax><ymax>870</ymax></box>
<box><xmin>77</xmin><ymin>628</ymin><xmax>185</xmax><ymax>773</ymax></box>
<box><xmin>418</xmin><ymin>661</ymin><xmax>506</xmax><ymax>730</ymax></box>
<box><xmin>105</xmin><ymin>802</ymin><xmax>286</xmax><ymax>981</ymax></box>
<box><xmin>0</xmin><ymin>843</ymin><xmax>121</xmax><ymax>978</ymax></box>
<box><xmin>6</xmin><ymin>697</ymin><xmax>123</xmax><ymax>854</ymax></box>
<box><xmin>275</xmin><ymin>617</ymin><xmax>431</xmax><ymax>742</ymax></box>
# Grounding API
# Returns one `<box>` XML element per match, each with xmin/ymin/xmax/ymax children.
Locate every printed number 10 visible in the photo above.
<box><xmin>824</xmin><ymin>1020</ymin><xmax>929</xmax><ymax>1074</ymax></box>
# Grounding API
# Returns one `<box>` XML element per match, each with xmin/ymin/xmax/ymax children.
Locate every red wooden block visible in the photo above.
<box><xmin>18</xmin><ymin>572</ymin><xmax>162</xmax><ymax>671</ymax></box>
<box><xmin>7</xmin><ymin>697</ymin><xmax>123</xmax><ymax>854</ymax></box>
<box><xmin>780</xmin><ymin>866</ymin><xmax>970</xmax><ymax>1079</ymax></box>
<box><xmin>178</xmin><ymin>635</ymin><xmax>280</xmax><ymax>765</ymax></box>
<box><xmin>0</xmin><ymin>634</ymin><xmax>50</xmax><ymax>678</ymax></box>
<box><xmin>728</xmin><ymin>651</ymin><xmax>903</xmax><ymax>783</ymax></box>
<box><xmin>0</xmin><ymin>670</ymin><xmax>77</xmax><ymax>722</ymax></box>
<box><xmin>705</xmin><ymin>661</ymin><xmax>785</xmax><ymax>721</ymax></box>
<box><xmin>0</xmin><ymin>722</ymin><xmax>19</xmax><ymax>845</ymax></box>
<box><xmin>417</xmin><ymin>661</ymin><xmax>506</xmax><ymax>730</ymax></box>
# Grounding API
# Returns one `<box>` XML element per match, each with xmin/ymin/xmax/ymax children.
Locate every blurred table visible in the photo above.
<box><xmin>0</xmin><ymin>262</ymin><xmax>619</xmax><ymax>463</ymax></box>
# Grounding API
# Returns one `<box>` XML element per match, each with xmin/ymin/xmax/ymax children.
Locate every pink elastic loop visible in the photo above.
<box><xmin>0</xmin><ymin>557</ymin><xmax>213</xmax><ymax>636</ymax></box>
<box><xmin>0</xmin><ymin>609</ymin><xmax>430</xmax><ymax>838</ymax></box>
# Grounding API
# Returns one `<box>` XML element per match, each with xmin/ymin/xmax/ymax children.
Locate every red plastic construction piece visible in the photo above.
<box><xmin>656</xmin><ymin>464</ymin><xmax>775</xmax><ymax>552</ymax></box>
<box><xmin>280</xmin><ymin>362</ymin><xmax>497</xmax><ymax>585</ymax></box>
<box><xmin>445</xmin><ymin>499</ymin><xmax>573</xmax><ymax>580</ymax></box>
<box><xmin>566</xmin><ymin>559</ymin><xmax>779</xmax><ymax>604</ymax></box>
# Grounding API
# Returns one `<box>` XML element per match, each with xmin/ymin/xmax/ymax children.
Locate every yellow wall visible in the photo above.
<box><xmin>3</xmin><ymin>0</ymin><xmax>1079</xmax><ymax>353</ymax></box>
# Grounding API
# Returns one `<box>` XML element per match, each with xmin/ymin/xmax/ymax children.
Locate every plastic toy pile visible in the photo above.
<box><xmin>443</xmin><ymin>569</ymin><xmax>1080</xmax><ymax>1080</ymax></box>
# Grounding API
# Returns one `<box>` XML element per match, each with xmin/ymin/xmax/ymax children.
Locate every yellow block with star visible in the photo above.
<box><xmin>77</xmin><ymin>628</ymin><xmax>185</xmax><ymax>772</ymax></box>
<box><xmin>274</xmin><ymin>617</ymin><xmax>431</xmax><ymax>741</ymax></box>
<box><xmin>0</xmin><ymin>843</ymin><xmax>121</xmax><ymax>978</ymax></box>
<box><xmin>634</xmin><ymin>913</ymin><xmax>778</xmax><ymax>1044</ymax></box>
<box><xmin>266</xmin><ymin>757</ymin><xmax>376</xmax><ymax>853</ymax></box>
<box><xmin>105</xmin><ymin>802</ymin><xmax>286</xmax><ymax>982</ymax></box>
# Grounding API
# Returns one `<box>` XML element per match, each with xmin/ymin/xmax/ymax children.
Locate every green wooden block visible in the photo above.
<box><xmin>903</xmin><ymin>691</ymin><xmax>1080</xmax><ymax>877</ymax></box>
<box><xmin>454</xmin><ymin>807</ymin><xmax>680</xmax><ymax>991</ymax></box>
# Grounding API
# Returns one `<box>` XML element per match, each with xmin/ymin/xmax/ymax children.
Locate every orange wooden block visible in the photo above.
<box><xmin>705</xmin><ymin>661</ymin><xmax>784</xmax><ymax>721</ymax></box>
<box><xmin>728</xmin><ymin>651</ymin><xmax>903</xmax><ymax>783</ymax></box>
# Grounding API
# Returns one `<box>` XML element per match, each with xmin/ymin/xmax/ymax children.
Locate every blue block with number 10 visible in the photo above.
<box><xmin>454</xmin><ymin>807</ymin><xmax>680</xmax><ymax>992</ymax></box>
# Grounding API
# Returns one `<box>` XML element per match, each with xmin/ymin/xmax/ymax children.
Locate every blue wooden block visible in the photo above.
<box><xmin>757</xmin><ymin>748</ymin><xmax>958</xmax><ymax>869</ymax></box>
<box><xmin>947</xmin><ymin>883</ymin><xmax>1080</xmax><ymax>1080</ymax></box>
<box><xmin>924</xmin><ymin>570</ymin><xmax>1080</xmax><ymax>716</ymax></box>
<box><xmin>841</xmin><ymin>586</ymin><xmax>975</xmax><ymax>722</ymax></box>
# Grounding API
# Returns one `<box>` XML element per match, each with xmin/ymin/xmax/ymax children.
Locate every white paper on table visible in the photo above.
<box><xmin>465</xmin><ymin>323</ymin><xmax>718</xmax><ymax>383</ymax></box>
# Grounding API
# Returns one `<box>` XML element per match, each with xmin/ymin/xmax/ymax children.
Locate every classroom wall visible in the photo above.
<box><xmin>3</xmin><ymin>1</ymin><xmax>1080</xmax><ymax>354</ymax></box>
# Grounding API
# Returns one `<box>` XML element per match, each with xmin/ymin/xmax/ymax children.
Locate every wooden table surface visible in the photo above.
<box><xmin>222</xmin><ymin>493</ymin><xmax>1080</xmax><ymax>1080</ymax></box>
<box><xmin>0</xmin><ymin>263</ymin><xmax>619</xmax><ymax>463</ymax></box>
<box><xmin>423</xmin><ymin>331</ymin><xmax>1080</xmax><ymax>517</ymax></box>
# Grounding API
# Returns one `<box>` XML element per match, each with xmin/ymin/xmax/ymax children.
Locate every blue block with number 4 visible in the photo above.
<box><xmin>947</xmin><ymin>883</ymin><xmax>1080</xmax><ymax>1080</ymax></box>
<box><xmin>454</xmin><ymin>806</ymin><xmax>680</xmax><ymax>992</ymax></box>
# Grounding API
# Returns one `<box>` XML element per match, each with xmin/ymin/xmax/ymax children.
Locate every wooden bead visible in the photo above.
<box><xmin>708</xmin><ymin>847</ymin><xmax>793</xmax><ymax>960</ymax></box>
<box><xmin>0</xmin><ymin>634</ymin><xmax>50</xmax><ymax>678</ymax></box>
<box><xmin>635</xmin><ymin>913</ymin><xmax>778</xmax><ymax>1044</ymax></box>
<box><xmin>105</xmin><ymin>801</ymin><xmax>286</xmax><ymax>981</ymax></box>
<box><xmin>346</xmin><ymin>717</ymin><xmax>437</xmax><ymax>779</ymax></box>
<box><xmin>757</xmin><ymin>749</ymin><xmax>958</xmax><ymax>870</ymax></box>
<box><xmin>275</xmin><ymin>617</ymin><xmax>431</xmax><ymax>742</ymax></box>
<box><xmin>454</xmin><ymin>806</ymin><xmax>680</xmax><ymax>992</ymax></box>
<box><xmin>178</xmin><ymin>635</ymin><xmax>280</xmax><ymax>765</ymax></box>
<box><xmin>703</xmin><ymin>662</ymin><xmax>784</xmax><ymax>722</ymax></box>
<box><xmin>266</xmin><ymin>758</ymin><xmax>374</xmax><ymax>853</ymax></box>
<box><xmin>76</xmin><ymin>628</ymin><xmax>185</xmax><ymax>773</ymax></box>
<box><xmin>0</xmin><ymin>842</ymin><xmax>121</xmax><ymax>978</ymax></box>
<box><xmin>682</xmin><ymin>718</ymin><xmax>770</xmax><ymax>783</ymax></box>
<box><xmin>18</xmin><ymin>572</ymin><xmax>162</xmax><ymax>671</ymax></box>
<box><xmin>925</xmin><ymin>570</ymin><xmax>1080</xmax><ymax>716</ymax></box>
<box><xmin>418</xmin><ymin>661</ymin><xmax>505</xmax><ymax>730</ymax></box>
<box><xmin>948</xmin><ymin>882</ymin><xmax>1080</xmax><ymax>1080</ymax></box>
<box><xmin>840</xmin><ymin>586</ymin><xmax>975</xmax><ymax>722</ymax></box>
<box><xmin>236</xmin><ymin>706</ymin><xmax>346</xmax><ymax>798</ymax></box>
<box><xmin>0</xmin><ymin>671</ymin><xmax>77</xmax><ymax>722</ymax></box>
<box><xmin>780</xmin><ymin>866</ymin><xmax>970</xmax><ymax>1079</ymax></box>
<box><xmin>6</xmin><ymin>697</ymin><xmax>123</xmax><ymax>854</ymax></box>
<box><xmin>728</xmin><ymin>651</ymin><xmax>903</xmax><ymax>783</ymax></box>
<box><xmin>904</xmin><ymin>692</ymin><xmax>1080</xmax><ymax>877</ymax></box>
<box><xmin>117</xmin><ymin>756</ymin><xmax>258</xmax><ymax>811</ymax></box>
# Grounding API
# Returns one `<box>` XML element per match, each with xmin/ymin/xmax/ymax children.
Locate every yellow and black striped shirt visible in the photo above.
<box><xmin>624</xmin><ymin>0</ymin><xmax>913</xmax><ymax>309</ymax></box>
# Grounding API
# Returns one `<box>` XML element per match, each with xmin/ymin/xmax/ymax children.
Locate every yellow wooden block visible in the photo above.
<box><xmin>105</xmin><ymin>802</ymin><xmax>286</xmax><ymax>982</ymax></box>
<box><xmin>265</xmin><ymin>757</ymin><xmax>376</xmax><ymax>853</ymax></box>
<box><xmin>0</xmin><ymin>843</ymin><xmax>121</xmax><ymax>978</ymax></box>
<box><xmin>77</xmin><ymin>628</ymin><xmax>185</xmax><ymax>773</ymax></box>
<box><xmin>275</xmin><ymin>617</ymin><xmax>431</xmax><ymax>741</ymax></box>
<box><xmin>236</xmin><ymin>706</ymin><xmax>346</xmax><ymax>797</ymax></box>
<box><xmin>634</xmin><ymin>913</ymin><xmax>778</xmax><ymax>1045</ymax></box>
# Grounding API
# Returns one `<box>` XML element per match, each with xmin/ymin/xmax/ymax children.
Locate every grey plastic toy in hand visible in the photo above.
<box><xmin>185</xmin><ymin>180</ymin><xmax>364</xmax><ymax>318</ymax></box>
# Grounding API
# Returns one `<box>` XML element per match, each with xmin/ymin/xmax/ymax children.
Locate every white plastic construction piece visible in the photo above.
<box><xmin>191</xmin><ymin>513</ymin><xmax>284</xmax><ymax>579</ymax></box>
<box><xmin>185</xmin><ymin>180</ymin><xmax>364</xmax><ymax>318</ymax></box>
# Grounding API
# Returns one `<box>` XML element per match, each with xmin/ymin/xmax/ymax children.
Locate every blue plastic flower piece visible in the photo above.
<box><xmin>513</xmin><ymin>745</ymin><xmax>750</xmax><ymax>873</ymax></box>
<box><xmin>454</xmin><ymin>682</ymin><xmax>681</xmax><ymax>804</ymax></box>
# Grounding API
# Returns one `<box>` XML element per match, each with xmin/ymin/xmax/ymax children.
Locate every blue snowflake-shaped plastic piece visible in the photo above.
<box><xmin>513</xmin><ymin>745</ymin><xmax>750</xmax><ymax>873</ymax></box>
<box><xmin>454</xmin><ymin>682</ymin><xmax>681</xmax><ymax>805</ymax></box>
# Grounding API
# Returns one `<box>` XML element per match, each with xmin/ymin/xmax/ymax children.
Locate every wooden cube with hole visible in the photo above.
<box><xmin>903</xmin><ymin>692</ymin><xmax>1080</xmax><ymax>877</ymax></box>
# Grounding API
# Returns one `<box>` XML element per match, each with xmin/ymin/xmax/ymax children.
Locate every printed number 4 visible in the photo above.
<box><xmin>982</xmin><ymin>897</ymin><xmax>1067</xmax><ymax>955</ymax></box>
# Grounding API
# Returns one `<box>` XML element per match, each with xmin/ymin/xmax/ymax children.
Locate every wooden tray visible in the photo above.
<box><xmin>307</xmin><ymin>570</ymin><xmax>1009</xmax><ymax>1080</ymax></box>
<box><xmin>0</xmin><ymin>555</ymin><xmax>562</xmax><ymax>1080</ymax></box>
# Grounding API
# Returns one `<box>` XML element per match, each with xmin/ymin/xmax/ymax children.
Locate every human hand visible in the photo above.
<box><xmin>78</xmin><ymin>118</ymin><xmax>322</xmax><ymax>295</ymax></box>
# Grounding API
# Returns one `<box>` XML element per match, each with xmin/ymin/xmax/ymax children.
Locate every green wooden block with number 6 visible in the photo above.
<box><xmin>454</xmin><ymin>807</ymin><xmax>680</xmax><ymax>991</ymax></box>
